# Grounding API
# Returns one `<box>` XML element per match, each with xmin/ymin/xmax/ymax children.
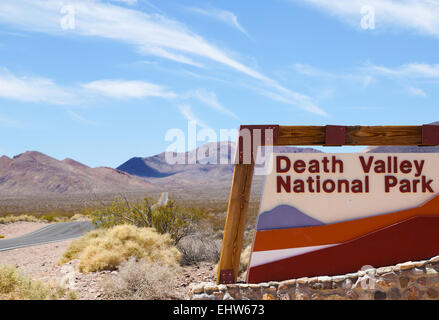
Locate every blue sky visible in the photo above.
<box><xmin>0</xmin><ymin>0</ymin><xmax>439</xmax><ymax>167</ymax></box>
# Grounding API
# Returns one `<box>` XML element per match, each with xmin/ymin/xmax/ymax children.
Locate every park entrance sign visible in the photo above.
<box><xmin>216</xmin><ymin>124</ymin><xmax>439</xmax><ymax>285</ymax></box>
<box><xmin>247</xmin><ymin>153</ymin><xmax>439</xmax><ymax>283</ymax></box>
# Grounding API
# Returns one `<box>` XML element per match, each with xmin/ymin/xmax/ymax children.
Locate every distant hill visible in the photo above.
<box><xmin>0</xmin><ymin>151</ymin><xmax>158</xmax><ymax>196</ymax></box>
<box><xmin>117</xmin><ymin>141</ymin><xmax>321</xmax><ymax>188</ymax></box>
<box><xmin>365</xmin><ymin>145</ymin><xmax>439</xmax><ymax>153</ymax></box>
<box><xmin>365</xmin><ymin>122</ymin><xmax>439</xmax><ymax>153</ymax></box>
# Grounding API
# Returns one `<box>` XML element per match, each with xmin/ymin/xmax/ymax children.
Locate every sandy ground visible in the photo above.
<box><xmin>0</xmin><ymin>221</ymin><xmax>51</xmax><ymax>239</ymax></box>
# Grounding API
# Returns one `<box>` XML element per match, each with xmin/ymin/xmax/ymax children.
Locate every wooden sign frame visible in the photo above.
<box><xmin>217</xmin><ymin>124</ymin><xmax>439</xmax><ymax>284</ymax></box>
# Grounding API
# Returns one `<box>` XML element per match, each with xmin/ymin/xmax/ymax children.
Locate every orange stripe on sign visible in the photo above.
<box><xmin>249</xmin><ymin>216</ymin><xmax>439</xmax><ymax>283</ymax></box>
<box><xmin>253</xmin><ymin>193</ymin><xmax>439</xmax><ymax>252</ymax></box>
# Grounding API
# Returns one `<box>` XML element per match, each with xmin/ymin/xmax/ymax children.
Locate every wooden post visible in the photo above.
<box><xmin>217</xmin><ymin>163</ymin><xmax>255</xmax><ymax>284</ymax></box>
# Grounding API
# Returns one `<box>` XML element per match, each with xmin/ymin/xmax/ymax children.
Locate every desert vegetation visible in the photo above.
<box><xmin>0</xmin><ymin>214</ymin><xmax>69</xmax><ymax>224</ymax></box>
<box><xmin>100</xmin><ymin>257</ymin><xmax>180</xmax><ymax>300</ymax></box>
<box><xmin>0</xmin><ymin>264</ymin><xmax>76</xmax><ymax>300</ymax></box>
<box><xmin>59</xmin><ymin>225</ymin><xmax>180</xmax><ymax>273</ymax></box>
<box><xmin>0</xmin><ymin>194</ymin><xmax>260</xmax><ymax>299</ymax></box>
<box><xmin>89</xmin><ymin>196</ymin><xmax>207</xmax><ymax>244</ymax></box>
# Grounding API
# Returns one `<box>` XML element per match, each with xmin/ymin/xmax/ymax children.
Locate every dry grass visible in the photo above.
<box><xmin>0</xmin><ymin>264</ymin><xmax>76</xmax><ymax>300</ymax></box>
<box><xmin>100</xmin><ymin>257</ymin><xmax>180</xmax><ymax>300</ymax></box>
<box><xmin>59</xmin><ymin>225</ymin><xmax>181</xmax><ymax>273</ymax></box>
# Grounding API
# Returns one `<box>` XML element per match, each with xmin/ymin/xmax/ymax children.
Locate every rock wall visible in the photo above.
<box><xmin>189</xmin><ymin>255</ymin><xmax>439</xmax><ymax>300</ymax></box>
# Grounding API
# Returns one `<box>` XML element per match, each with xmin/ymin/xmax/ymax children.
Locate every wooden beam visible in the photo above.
<box><xmin>276</xmin><ymin>126</ymin><xmax>426</xmax><ymax>146</ymax></box>
<box><xmin>217</xmin><ymin>163</ymin><xmax>255</xmax><ymax>284</ymax></box>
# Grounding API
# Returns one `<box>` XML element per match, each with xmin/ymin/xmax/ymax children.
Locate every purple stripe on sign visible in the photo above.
<box><xmin>256</xmin><ymin>205</ymin><xmax>324</xmax><ymax>231</ymax></box>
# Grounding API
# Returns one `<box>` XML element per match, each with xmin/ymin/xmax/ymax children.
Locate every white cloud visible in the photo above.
<box><xmin>293</xmin><ymin>0</ymin><xmax>439</xmax><ymax>37</ymax></box>
<box><xmin>178</xmin><ymin>104</ymin><xmax>211</xmax><ymax>129</ymax></box>
<box><xmin>0</xmin><ymin>0</ymin><xmax>326</xmax><ymax>116</ymax></box>
<box><xmin>185</xmin><ymin>89</ymin><xmax>239</xmax><ymax>120</ymax></box>
<box><xmin>0</xmin><ymin>69</ymin><xmax>73</xmax><ymax>105</ymax></box>
<box><xmin>407</xmin><ymin>86</ymin><xmax>427</xmax><ymax>97</ymax></box>
<box><xmin>0</xmin><ymin>69</ymin><xmax>177</xmax><ymax>105</ymax></box>
<box><xmin>82</xmin><ymin>79</ymin><xmax>176</xmax><ymax>99</ymax></box>
<box><xmin>188</xmin><ymin>7</ymin><xmax>251</xmax><ymax>38</ymax></box>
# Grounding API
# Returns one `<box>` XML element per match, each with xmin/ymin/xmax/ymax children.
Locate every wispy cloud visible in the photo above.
<box><xmin>187</xmin><ymin>7</ymin><xmax>251</xmax><ymax>38</ymax></box>
<box><xmin>178</xmin><ymin>104</ymin><xmax>211</xmax><ymax>129</ymax></box>
<box><xmin>0</xmin><ymin>0</ymin><xmax>326</xmax><ymax>116</ymax></box>
<box><xmin>293</xmin><ymin>0</ymin><xmax>439</xmax><ymax>37</ymax></box>
<box><xmin>0</xmin><ymin>115</ymin><xmax>23</xmax><ymax>128</ymax></box>
<box><xmin>111</xmin><ymin>0</ymin><xmax>138</xmax><ymax>5</ymax></box>
<box><xmin>368</xmin><ymin>63</ymin><xmax>439</xmax><ymax>78</ymax></box>
<box><xmin>65</xmin><ymin>109</ymin><xmax>97</xmax><ymax>126</ymax></box>
<box><xmin>0</xmin><ymin>68</ymin><xmax>74</xmax><ymax>105</ymax></box>
<box><xmin>407</xmin><ymin>86</ymin><xmax>427</xmax><ymax>97</ymax></box>
<box><xmin>185</xmin><ymin>89</ymin><xmax>239</xmax><ymax>120</ymax></box>
<box><xmin>82</xmin><ymin>80</ymin><xmax>177</xmax><ymax>99</ymax></box>
<box><xmin>292</xmin><ymin>63</ymin><xmax>375</xmax><ymax>87</ymax></box>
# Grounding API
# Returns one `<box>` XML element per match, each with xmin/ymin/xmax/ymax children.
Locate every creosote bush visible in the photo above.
<box><xmin>0</xmin><ymin>264</ymin><xmax>75</xmax><ymax>300</ymax></box>
<box><xmin>100</xmin><ymin>257</ymin><xmax>179</xmax><ymax>300</ymax></box>
<box><xmin>90</xmin><ymin>197</ymin><xmax>207</xmax><ymax>244</ymax></box>
<box><xmin>59</xmin><ymin>225</ymin><xmax>181</xmax><ymax>273</ymax></box>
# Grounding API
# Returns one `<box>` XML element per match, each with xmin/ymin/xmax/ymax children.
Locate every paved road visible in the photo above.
<box><xmin>0</xmin><ymin>194</ymin><xmax>168</xmax><ymax>252</ymax></box>
<box><xmin>157</xmin><ymin>192</ymin><xmax>169</xmax><ymax>206</ymax></box>
<box><xmin>152</xmin><ymin>192</ymin><xmax>169</xmax><ymax>208</ymax></box>
<box><xmin>0</xmin><ymin>221</ymin><xmax>95</xmax><ymax>252</ymax></box>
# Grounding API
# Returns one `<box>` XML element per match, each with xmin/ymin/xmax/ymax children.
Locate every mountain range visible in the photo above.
<box><xmin>1</xmin><ymin>139</ymin><xmax>439</xmax><ymax>198</ymax></box>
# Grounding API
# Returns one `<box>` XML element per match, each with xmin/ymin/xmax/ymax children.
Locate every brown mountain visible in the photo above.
<box><xmin>0</xmin><ymin>151</ymin><xmax>158</xmax><ymax>196</ymax></box>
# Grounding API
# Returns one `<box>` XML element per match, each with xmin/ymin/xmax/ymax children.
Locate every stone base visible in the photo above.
<box><xmin>189</xmin><ymin>255</ymin><xmax>439</xmax><ymax>300</ymax></box>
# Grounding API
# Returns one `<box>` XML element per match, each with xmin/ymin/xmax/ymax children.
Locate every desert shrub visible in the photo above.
<box><xmin>0</xmin><ymin>215</ymin><xmax>39</xmax><ymax>224</ymax></box>
<box><xmin>59</xmin><ymin>225</ymin><xmax>181</xmax><ymax>273</ymax></box>
<box><xmin>100</xmin><ymin>257</ymin><xmax>179</xmax><ymax>300</ymax></box>
<box><xmin>0</xmin><ymin>264</ymin><xmax>75</xmax><ymax>300</ymax></box>
<box><xmin>40</xmin><ymin>214</ymin><xmax>55</xmax><ymax>222</ymax></box>
<box><xmin>90</xmin><ymin>197</ymin><xmax>207</xmax><ymax>244</ymax></box>
<box><xmin>177</xmin><ymin>235</ymin><xmax>222</xmax><ymax>266</ymax></box>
